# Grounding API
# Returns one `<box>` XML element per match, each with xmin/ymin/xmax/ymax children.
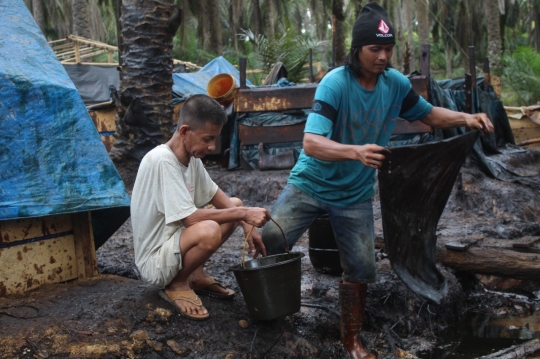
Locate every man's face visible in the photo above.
<box><xmin>184</xmin><ymin>122</ymin><xmax>222</xmax><ymax>159</ymax></box>
<box><xmin>358</xmin><ymin>44</ymin><xmax>394</xmax><ymax>75</ymax></box>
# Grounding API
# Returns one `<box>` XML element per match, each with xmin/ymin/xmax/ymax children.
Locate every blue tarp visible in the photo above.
<box><xmin>172</xmin><ymin>56</ymin><xmax>251</xmax><ymax>99</ymax></box>
<box><xmin>0</xmin><ymin>0</ymin><xmax>130</xmax><ymax>221</ymax></box>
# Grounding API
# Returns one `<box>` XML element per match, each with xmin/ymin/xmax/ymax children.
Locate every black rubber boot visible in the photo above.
<box><xmin>339</xmin><ymin>280</ymin><xmax>376</xmax><ymax>359</ymax></box>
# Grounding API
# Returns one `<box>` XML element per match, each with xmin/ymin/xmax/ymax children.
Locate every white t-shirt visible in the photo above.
<box><xmin>131</xmin><ymin>144</ymin><xmax>218</xmax><ymax>272</ymax></box>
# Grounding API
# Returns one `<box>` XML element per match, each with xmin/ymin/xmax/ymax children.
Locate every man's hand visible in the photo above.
<box><xmin>242</xmin><ymin>225</ymin><xmax>267</xmax><ymax>258</ymax></box>
<box><xmin>243</xmin><ymin>207</ymin><xmax>271</xmax><ymax>227</ymax></box>
<box><xmin>465</xmin><ymin>113</ymin><xmax>495</xmax><ymax>134</ymax></box>
<box><xmin>352</xmin><ymin>144</ymin><xmax>390</xmax><ymax>170</ymax></box>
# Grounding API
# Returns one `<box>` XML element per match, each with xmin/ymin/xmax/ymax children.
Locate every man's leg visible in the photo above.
<box><xmin>189</xmin><ymin>198</ymin><xmax>243</xmax><ymax>297</ymax></box>
<box><xmin>262</xmin><ymin>184</ymin><xmax>323</xmax><ymax>254</ymax></box>
<box><xmin>329</xmin><ymin>199</ymin><xmax>376</xmax><ymax>359</ymax></box>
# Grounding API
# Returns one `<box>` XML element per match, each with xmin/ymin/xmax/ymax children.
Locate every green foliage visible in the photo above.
<box><xmin>239</xmin><ymin>27</ymin><xmax>328</xmax><ymax>84</ymax></box>
<box><xmin>502</xmin><ymin>46</ymin><xmax>540</xmax><ymax>106</ymax></box>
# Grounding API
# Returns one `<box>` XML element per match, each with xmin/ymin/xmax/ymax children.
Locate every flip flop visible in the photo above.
<box><xmin>159</xmin><ymin>289</ymin><xmax>209</xmax><ymax>320</ymax></box>
<box><xmin>190</xmin><ymin>276</ymin><xmax>235</xmax><ymax>300</ymax></box>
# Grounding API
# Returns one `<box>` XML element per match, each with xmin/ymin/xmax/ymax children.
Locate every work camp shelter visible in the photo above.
<box><xmin>0</xmin><ymin>0</ymin><xmax>130</xmax><ymax>296</ymax></box>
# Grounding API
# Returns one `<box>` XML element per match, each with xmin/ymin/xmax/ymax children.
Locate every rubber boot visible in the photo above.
<box><xmin>339</xmin><ymin>281</ymin><xmax>376</xmax><ymax>359</ymax></box>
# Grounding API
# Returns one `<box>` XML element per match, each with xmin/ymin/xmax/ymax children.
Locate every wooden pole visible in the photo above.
<box><xmin>469</xmin><ymin>46</ymin><xmax>477</xmax><ymax>113</ymax></box>
<box><xmin>420</xmin><ymin>44</ymin><xmax>430</xmax><ymax>77</ymax></box>
<box><xmin>309</xmin><ymin>48</ymin><xmax>314</xmax><ymax>83</ymax></box>
<box><xmin>239</xmin><ymin>58</ymin><xmax>247</xmax><ymax>89</ymax></box>
<box><xmin>483</xmin><ymin>58</ymin><xmax>491</xmax><ymax>91</ymax></box>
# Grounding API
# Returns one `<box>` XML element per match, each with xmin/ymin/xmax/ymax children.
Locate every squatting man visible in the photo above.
<box><xmin>131</xmin><ymin>94</ymin><xmax>270</xmax><ymax>320</ymax></box>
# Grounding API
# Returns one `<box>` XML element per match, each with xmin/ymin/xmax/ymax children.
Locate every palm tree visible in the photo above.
<box><xmin>110</xmin><ymin>0</ymin><xmax>181</xmax><ymax>164</ymax></box>
<box><xmin>404</xmin><ymin>0</ymin><xmax>415</xmax><ymax>72</ymax></box>
<box><xmin>416</xmin><ymin>0</ymin><xmax>430</xmax><ymax>65</ymax></box>
<box><xmin>332</xmin><ymin>0</ymin><xmax>346</xmax><ymax>65</ymax></box>
<box><xmin>486</xmin><ymin>0</ymin><xmax>503</xmax><ymax>96</ymax></box>
<box><xmin>72</xmin><ymin>0</ymin><xmax>91</xmax><ymax>38</ymax></box>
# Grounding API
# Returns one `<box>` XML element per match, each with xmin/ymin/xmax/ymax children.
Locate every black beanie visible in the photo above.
<box><xmin>351</xmin><ymin>2</ymin><xmax>395</xmax><ymax>48</ymax></box>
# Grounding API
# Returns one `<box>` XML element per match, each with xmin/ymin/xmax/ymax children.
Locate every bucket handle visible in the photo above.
<box><xmin>240</xmin><ymin>217</ymin><xmax>289</xmax><ymax>268</ymax></box>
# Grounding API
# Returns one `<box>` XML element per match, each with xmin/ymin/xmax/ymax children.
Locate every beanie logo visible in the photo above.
<box><xmin>378</xmin><ymin>19</ymin><xmax>390</xmax><ymax>34</ymax></box>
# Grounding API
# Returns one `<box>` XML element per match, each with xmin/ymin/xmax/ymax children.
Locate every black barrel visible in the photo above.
<box><xmin>308</xmin><ymin>215</ymin><xmax>343</xmax><ymax>275</ymax></box>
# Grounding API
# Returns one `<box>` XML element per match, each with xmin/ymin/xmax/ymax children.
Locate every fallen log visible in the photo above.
<box><xmin>375</xmin><ymin>236</ymin><xmax>540</xmax><ymax>280</ymax></box>
<box><xmin>479</xmin><ymin>338</ymin><xmax>540</xmax><ymax>358</ymax></box>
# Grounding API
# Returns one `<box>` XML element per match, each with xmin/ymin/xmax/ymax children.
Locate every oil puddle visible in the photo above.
<box><xmin>418</xmin><ymin>311</ymin><xmax>540</xmax><ymax>358</ymax></box>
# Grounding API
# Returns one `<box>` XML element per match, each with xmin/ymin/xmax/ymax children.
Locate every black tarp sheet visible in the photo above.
<box><xmin>378</xmin><ymin>131</ymin><xmax>479</xmax><ymax>304</ymax></box>
<box><xmin>63</xmin><ymin>63</ymin><xmax>120</xmax><ymax>106</ymax></box>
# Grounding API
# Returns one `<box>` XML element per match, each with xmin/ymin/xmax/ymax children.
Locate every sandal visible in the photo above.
<box><xmin>159</xmin><ymin>289</ymin><xmax>209</xmax><ymax>320</ymax></box>
<box><xmin>191</xmin><ymin>276</ymin><xmax>235</xmax><ymax>300</ymax></box>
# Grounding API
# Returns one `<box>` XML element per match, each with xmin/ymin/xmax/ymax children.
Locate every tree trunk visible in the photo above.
<box><xmin>405</xmin><ymin>0</ymin><xmax>415</xmax><ymax>71</ymax></box>
<box><xmin>486</xmin><ymin>0</ymin><xmax>503</xmax><ymax>97</ymax></box>
<box><xmin>197</xmin><ymin>1</ymin><xmax>209</xmax><ymax>51</ymax></box>
<box><xmin>445</xmin><ymin>43</ymin><xmax>452</xmax><ymax>78</ymax></box>
<box><xmin>208</xmin><ymin>1</ymin><xmax>222</xmax><ymax>55</ymax></box>
<box><xmin>72</xmin><ymin>0</ymin><xmax>91</xmax><ymax>38</ymax></box>
<box><xmin>31</xmin><ymin>0</ymin><xmax>46</xmax><ymax>36</ymax></box>
<box><xmin>416</xmin><ymin>0</ymin><xmax>429</xmax><ymax>51</ymax></box>
<box><xmin>110</xmin><ymin>0</ymin><xmax>180</xmax><ymax>164</ymax></box>
<box><xmin>250</xmin><ymin>0</ymin><xmax>263</xmax><ymax>36</ymax></box>
<box><xmin>266</xmin><ymin>0</ymin><xmax>276</xmax><ymax>39</ymax></box>
<box><xmin>332</xmin><ymin>0</ymin><xmax>346</xmax><ymax>65</ymax></box>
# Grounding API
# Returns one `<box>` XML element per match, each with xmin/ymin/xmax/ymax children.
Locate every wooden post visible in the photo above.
<box><xmin>420</xmin><ymin>44</ymin><xmax>430</xmax><ymax>77</ymax></box>
<box><xmin>309</xmin><ymin>48</ymin><xmax>314</xmax><ymax>83</ymax></box>
<box><xmin>483</xmin><ymin>58</ymin><xmax>491</xmax><ymax>91</ymax></box>
<box><xmin>71</xmin><ymin>212</ymin><xmax>97</xmax><ymax>279</ymax></box>
<box><xmin>239</xmin><ymin>58</ymin><xmax>247</xmax><ymax>89</ymax></box>
<box><xmin>465</xmin><ymin>73</ymin><xmax>472</xmax><ymax>114</ymax></box>
<box><xmin>74</xmin><ymin>42</ymin><xmax>81</xmax><ymax>63</ymax></box>
<box><xmin>108</xmin><ymin>50</ymin><xmax>113</xmax><ymax>63</ymax></box>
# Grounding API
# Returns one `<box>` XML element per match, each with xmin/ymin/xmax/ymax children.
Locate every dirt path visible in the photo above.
<box><xmin>1</xmin><ymin>149</ymin><xmax>539</xmax><ymax>358</ymax></box>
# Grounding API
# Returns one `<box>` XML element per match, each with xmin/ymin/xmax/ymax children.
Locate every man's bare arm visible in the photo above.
<box><xmin>420</xmin><ymin>106</ymin><xmax>494</xmax><ymax>133</ymax></box>
<box><xmin>181</xmin><ymin>189</ymin><xmax>269</xmax><ymax>228</ymax></box>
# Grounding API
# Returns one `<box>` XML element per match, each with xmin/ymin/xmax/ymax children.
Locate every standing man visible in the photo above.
<box><xmin>262</xmin><ymin>2</ymin><xmax>494</xmax><ymax>358</ymax></box>
<box><xmin>131</xmin><ymin>94</ymin><xmax>270</xmax><ymax>320</ymax></box>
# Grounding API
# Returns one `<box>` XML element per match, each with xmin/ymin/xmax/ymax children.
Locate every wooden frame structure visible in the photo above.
<box><xmin>48</xmin><ymin>35</ymin><xmax>200</xmax><ymax>70</ymax></box>
<box><xmin>0</xmin><ymin>212</ymin><xmax>97</xmax><ymax>296</ymax></box>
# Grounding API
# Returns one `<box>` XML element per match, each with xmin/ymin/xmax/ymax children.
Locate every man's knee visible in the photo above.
<box><xmin>229</xmin><ymin>197</ymin><xmax>243</xmax><ymax>207</ymax></box>
<box><xmin>196</xmin><ymin>220</ymin><xmax>222</xmax><ymax>251</ymax></box>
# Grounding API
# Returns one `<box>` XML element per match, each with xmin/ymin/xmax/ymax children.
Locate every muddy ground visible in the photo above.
<box><xmin>1</xmin><ymin>147</ymin><xmax>540</xmax><ymax>359</ymax></box>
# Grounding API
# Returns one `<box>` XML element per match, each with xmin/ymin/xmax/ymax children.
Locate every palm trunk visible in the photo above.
<box><xmin>416</xmin><ymin>0</ymin><xmax>429</xmax><ymax>53</ymax></box>
<box><xmin>72</xmin><ymin>0</ymin><xmax>91</xmax><ymax>38</ymax></box>
<box><xmin>110</xmin><ymin>0</ymin><xmax>180</xmax><ymax>163</ymax></box>
<box><xmin>31</xmin><ymin>0</ymin><xmax>46</xmax><ymax>35</ymax></box>
<box><xmin>486</xmin><ymin>0</ymin><xmax>502</xmax><ymax>97</ymax></box>
<box><xmin>208</xmin><ymin>1</ymin><xmax>222</xmax><ymax>55</ymax></box>
<box><xmin>405</xmin><ymin>0</ymin><xmax>415</xmax><ymax>71</ymax></box>
<box><xmin>332</xmin><ymin>0</ymin><xmax>346</xmax><ymax>65</ymax></box>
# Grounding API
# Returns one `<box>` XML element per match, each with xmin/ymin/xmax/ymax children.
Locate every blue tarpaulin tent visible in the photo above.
<box><xmin>0</xmin><ymin>0</ymin><xmax>130</xmax><ymax>243</ymax></box>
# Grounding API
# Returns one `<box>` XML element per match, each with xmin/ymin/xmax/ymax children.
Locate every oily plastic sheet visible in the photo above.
<box><xmin>0</xmin><ymin>0</ymin><xmax>130</xmax><ymax>221</ymax></box>
<box><xmin>378</xmin><ymin>131</ymin><xmax>479</xmax><ymax>304</ymax></box>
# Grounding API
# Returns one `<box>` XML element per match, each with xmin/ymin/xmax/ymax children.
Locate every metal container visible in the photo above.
<box><xmin>308</xmin><ymin>215</ymin><xmax>343</xmax><ymax>275</ymax></box>
<box><xmin>229</xmin><ymin>252</ymin><xmax>305</xmax><ymax>321</ymax></box>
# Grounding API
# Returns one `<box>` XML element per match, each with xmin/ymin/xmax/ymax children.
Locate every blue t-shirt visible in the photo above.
<box><xmin>288</xmin><ymin>66</ymin><xmax>433</xmax><ymax>206</ymax></box>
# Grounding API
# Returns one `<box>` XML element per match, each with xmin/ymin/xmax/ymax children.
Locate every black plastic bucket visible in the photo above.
<box><xmin>308</xmin><ymin>215</ymin><xmax>343</xmax><ymax>275</ymax></box>
<box><xmin>229</xmin><ymin>252</ymin><xmax>305</xmax><ymax>321</ymax></box>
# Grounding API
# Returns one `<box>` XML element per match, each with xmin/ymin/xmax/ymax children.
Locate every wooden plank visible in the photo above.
<box><xmin>239</xmin><ymin>123</ymin><xmax>305</xmax><ymax>146</ymax></box>
<box><xmin>409</xmin><ymin>75</ymin><xmax>429</xmax><ymax>100</ymax></box>
<box><xmin>71</xmin><ymin>212</ymin><xmax>97</xmax><ymax>279</ymax></box>
<box><xmin>234</xmin><ymin>84</ymin><xmax>317</xmax><ymax>113</ymax></box>
<box><xmin>0</xmin><ymin>215</ymin><xmax>78</xmax><ymax>296</ymax></box>
<box><xmin>509</xmin><ymin>118</ymin><xmax>540</xmax><ymax>148</ymax></box>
